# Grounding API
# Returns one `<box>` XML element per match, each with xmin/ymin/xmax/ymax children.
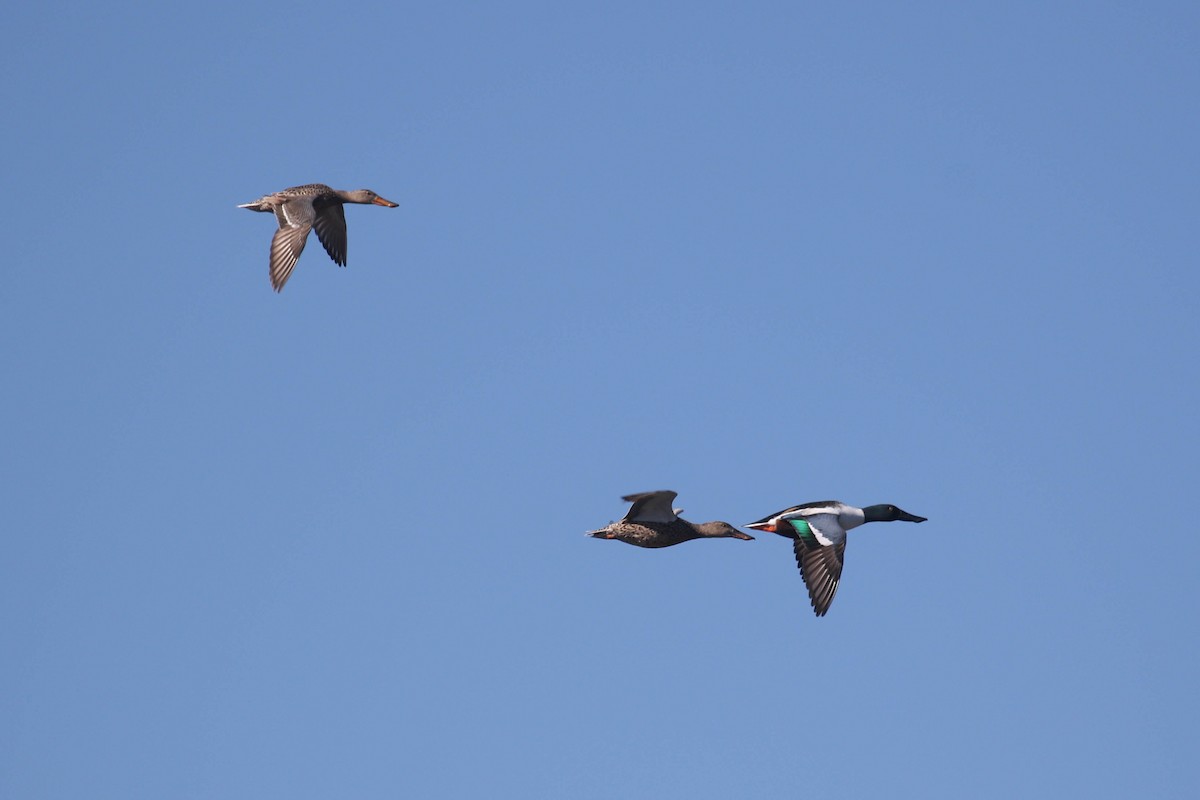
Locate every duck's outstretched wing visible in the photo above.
<box><xmin>780</xmin><ymin>515</ymin><xmax>848</xmax><ymax>616</ymax></box>
<box><xmin>312</xmin><ymin>200</ymin><xmax>348</xmax><ymax>266</ymax></box>
<box><xmin>794</xmin><ymin>537</ymin><xmax>846</xmax><ymax>617</ymax></box>
<box><xmin>620</xmin><ymin>490</ymin><xmax>679</xmax><ymax>523</ymax></box>
<box><xmin>268</xmin><ymin>199</ymin><xmax>317</xmax><ymax>291</ymax></box>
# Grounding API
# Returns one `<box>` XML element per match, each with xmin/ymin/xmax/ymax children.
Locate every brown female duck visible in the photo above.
<box><xmin>238</xmin><ymin>183</ymin><xmax>398</xmax><ymax>291</ymax></box>
<box><xmin>587</xmin><ymin>490</ymin><xmax>754</xmax><ymax>548</ymax></box>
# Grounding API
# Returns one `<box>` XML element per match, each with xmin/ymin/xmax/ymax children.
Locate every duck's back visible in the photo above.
<box><xmin>607</xmin><ymin>519</ymin><xmax>699</xmax><ymax>548</ymax></box>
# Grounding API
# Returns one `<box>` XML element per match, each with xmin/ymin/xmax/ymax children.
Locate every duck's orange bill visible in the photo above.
<box><xmin>744</xmin><ymin>522</ymin><xmax>776</xmax><ymax>532</ymax></box>
<box><xmin>373</xmin><ymin>196</ymin><xmax>399</xmax><ymax>207</ymax></box>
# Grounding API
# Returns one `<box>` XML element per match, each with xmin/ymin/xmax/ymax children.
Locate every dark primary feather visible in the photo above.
<box><xmin>794</xmin><ymin>538</ymin><xmax>846</xmax><ymax>617</ymax></box>
<box><xmin>312</xmin><ymin>199</ymin><xmax>348</xmax><ymax>266</ymax></box>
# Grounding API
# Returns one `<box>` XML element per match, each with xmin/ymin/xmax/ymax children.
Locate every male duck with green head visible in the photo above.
<box><xmin>745</xmin><ymin>501</ymin><xmax>926</xmax><ymax>616</ymax></box>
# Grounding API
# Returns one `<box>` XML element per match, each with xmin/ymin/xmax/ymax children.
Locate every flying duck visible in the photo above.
<box><xmin>587</xmin><ymin>490</ymin><xmax>754</xmax><ymax>548</ymax></box>
<box><xmin>745</xmin><ymin>501</ymin><xmax>926</xmax><ymax>616</ymax></box>
<box><xmin>238</xmin><ymin>183</ymin><xmax>398</xmax><ymax>291</ymax></box>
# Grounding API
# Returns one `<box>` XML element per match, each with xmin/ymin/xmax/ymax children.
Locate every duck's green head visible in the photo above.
<box><xmin>863</xmin><ymin>504</ymin><xmax>927</xmax><ymax>523</ymax></box>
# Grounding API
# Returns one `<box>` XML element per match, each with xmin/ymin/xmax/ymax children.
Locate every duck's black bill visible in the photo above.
<box><xmin>900</xmin><ymin>512</ymin><xmax>928</xmax><ymax>523</ymax></box>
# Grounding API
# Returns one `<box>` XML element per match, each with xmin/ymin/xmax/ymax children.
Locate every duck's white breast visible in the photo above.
<box><xmin>838</xmin><ymin>505</ymin><xmax>866</xmax><ymax>531</ymax></box>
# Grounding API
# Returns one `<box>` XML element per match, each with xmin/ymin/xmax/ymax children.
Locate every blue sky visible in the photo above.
<box><xmin>3</xmin><ymin>2</ymin><xmax>1198</xmax><ymax>797</ymax></box>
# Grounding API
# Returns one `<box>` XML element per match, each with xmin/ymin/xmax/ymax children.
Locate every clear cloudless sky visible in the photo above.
<box><xmin>2</xmin><ymin>2</ymin><xmax>1197</xmax><ymax>798</ymax></box>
